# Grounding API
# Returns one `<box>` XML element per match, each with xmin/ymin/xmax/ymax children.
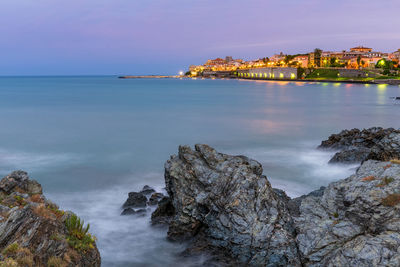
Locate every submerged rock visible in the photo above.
<box><xmin>122</xmin><ymin>192</ymin><xmax>147</xmax><ymax>208</ymax></box>
<box><xmin>0</xmin><ymin>171</ymin><xmax>101</xmax><ymax>266</ymax></box>
<box><xmin>148</xmin><ymin>192</ymin><xmax>164</xmax><ymax>206</ymax></box>
<box><xmin>160</xmin><ymin>144</ymin><xmax>301</xmax><ymax>266</ymax></box>
<box><xmin>140</xmin><ymin>185</ymin><xmax>156</xmax><ymax>195</ymax></box>
<box><xmin>319</xmin><ymin>127</ymin><xmax>400</xmax><ymax>163</ymax></box>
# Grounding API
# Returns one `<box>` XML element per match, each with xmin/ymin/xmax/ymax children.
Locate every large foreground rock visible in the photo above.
<box><xmin>161</xmin><ymin>144</ymin><xmax>301</xmax><ymax>266</ymax></box>
<box><xmin>0</xmin><ymin>171</ymin><xmax>101</xmax><ymax>266</ymax></box>
<box><xmin>319</xmin><ymin>127</ymin><xmax>400</xmax><ymax>163</ymax></box>
<box><xmin>154</xmin><ymin>143</ymin><xmax>400</xmax><ymax>266</ymax></box>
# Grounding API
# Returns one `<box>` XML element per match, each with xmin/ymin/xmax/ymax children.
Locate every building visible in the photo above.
<box><xmin>237</xmin><ymin>67</ymin><xmax>297</xmax><ymax>79</ymax></box>
<box><xmin>350</xmin><ymin>46</ymin><xmax>372</xmax><ymax>53</ymax></box>
<box><xmin>270</xmin><ymin>52</ymin><xmax>285</xmax><ymax>63</ymax></box>
<box><xmin>205</xmin><ymin>58</ymin><xmax>226</xmax><ymax>66</ymax></box>
<box><xmin>294</xmin><ymin>55</ymin><xmax>309</xmax><ymax>68</ymax></box>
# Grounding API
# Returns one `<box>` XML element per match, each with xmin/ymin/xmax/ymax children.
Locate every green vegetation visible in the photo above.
<box><xmin>47</xmin><ymin>256</ymin><xmax>67</xmax><ymax>267</ymax></box>
<box><xmin>1</xmin><ymin>243</ymin><xmax>33</xmax><ymax>267</ymax></box>
<box><xmin>65</xmin><ymin>214</ymin><xmax>96</xmax><ymax>252</ymax></box>
<box><xmin>333</xmin><ymin>212</ymin><xmax>339</xmax><ymax>218</ymax></box>
<box><xmin>377</xmin><ymin>177</ymin><xmax>395</xmax><ymax>187</ymax></box>
<box><xmin>306</xmin><ymin>69</ymin><xmax>339</xmax><ymax>79</ymax></box>
<box><xmin>2</xmin><ymin>243</ymin><xmax>19</xmax><ymax>257</ymax></box>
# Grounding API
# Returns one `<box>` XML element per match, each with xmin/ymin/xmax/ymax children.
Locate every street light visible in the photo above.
<box><xmin>179</xmin><ymin>71</ymin><xmax>184</xmax><ymax>76</ymax></box>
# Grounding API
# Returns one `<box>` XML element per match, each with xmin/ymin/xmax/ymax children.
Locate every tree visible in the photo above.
<box><xmin>357</xmin><ymin>55</ymin><xmax>361</xmax><ymax>68</ymax></box>
<box><xmin>313</xmin><ymin>48</ymin><xmax>322</xmax><ymax>67</ymax></box>
<box><xmin>284</xmin><ymin>55</ymin><xmax>296</xmax><ymax>65</ymax></box>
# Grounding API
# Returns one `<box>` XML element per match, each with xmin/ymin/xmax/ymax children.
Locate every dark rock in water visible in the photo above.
<box><xmin>0</xmin><ymin>170</ymin><xmax>101</xmax><ymax>266</ymax></box>
<box><xmin>121</xmin><ymin>208</ymin><xmax>136</xmax><ymax>215</ymax></box>
<box><xmin>148</xmin><ymin>192</ymin><xmax>164</xmax><ymax>206</ymax></box>
<box><xmin>122</xmin><ymin>192</ymin><xmax>147</xmax><ymax>208</ymax></box>
<box><xmin>121</xmin><ymin>207</ymin><xmax>148</xmax><ymax>216</ymax></box>
<box><xmin>151</xmin><ymin>197</ymin><xmax>175</xmax><ymax>225</ymax></box>
<box><xmin>140</xmin><ymin>185</ymin><xmax>156</xmax><ymax>195</ymax></box>
<box><xmin>158</xmin><ymin>144</ymin><xmax>301</xmax><ymax>266</ymax></box>
<box><xmin>319</xmin><ymin>127</ymin><xmax>400</xmax><ymax>163</ymax></box>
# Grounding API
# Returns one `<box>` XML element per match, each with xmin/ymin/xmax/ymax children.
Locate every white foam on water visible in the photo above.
<box><xmin>0</xmin><ymin>148</ymin><xmax>79</xmax><ymax>173</ymax></box>
<box><xmin>226</xmin><ymin>142</ymin><xmax>358</xmax><ymax>198</ymax></box>
<box><xmin>48</xmin><ymin>172</ymin><xmax>208</xmax><ymax>267</ymax></box>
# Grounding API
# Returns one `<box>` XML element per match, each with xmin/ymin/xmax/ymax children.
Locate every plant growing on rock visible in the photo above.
<box><xmin>376</xmin><ymin>177</ymin><xmax>394</xmax><ymax>187</ymax></box>
<box><xmin>382</xmin><ymin>193</ymin><xmax>400</xmax><ymax>207</ymax></box>
<box><xmin>65</xmin><ymin>214</ymin><xmax>96</xmax><ymax>252</ymax></box>
<box><xmin>47</xmin><ymin>256</ymin><xmax>67</xmax><ymax>267</ymax></box>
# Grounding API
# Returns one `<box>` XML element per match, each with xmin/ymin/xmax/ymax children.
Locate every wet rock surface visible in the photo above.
<box><xmin>122</xmin><ymin>185</ymin><xmax>166</xmax><ymax>216</ymax></box>
<box><xmin>159</xmin><ymin>144</ymin><xmax>301</xmax><ymax>266</ymax></box>
<box><xmin>0</xmin><ymin>171</ymin><xmax>101</xmax><ymax>266</ymax></box>
<box><xmin>153</xmin><ymin>141</ymin><xmax>400</xmax><ymax>266</ymax></box>
<box><xmin>294</xmin><ymin>160</ymin><xmax>400</xmax><ymax>266</ymax></box>
<box><xmin>319</xmin><ymin>127</ymin><xmax>400</xmax><ymax>163</ymax></box>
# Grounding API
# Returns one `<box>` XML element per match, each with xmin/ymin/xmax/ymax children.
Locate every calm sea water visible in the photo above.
<box><xmin>0</xmin><ymin>76</ymin><xmax>399</xmax><ymax>266</ymax></box>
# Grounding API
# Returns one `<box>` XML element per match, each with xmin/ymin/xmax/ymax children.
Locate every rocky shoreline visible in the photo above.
<box><xmin>147</xmin><ymin>127</ymin><xmax>400</xmax><ymax>266</ymax></box>
<box><xmin>0</xmin><ymin>171</ymin><xmax>101</xmax><ymax>266</ymax></box>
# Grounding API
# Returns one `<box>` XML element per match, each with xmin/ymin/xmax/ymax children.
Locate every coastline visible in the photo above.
<box><xmin>118</xmin><ymin>75</ymin><xmax>400</xmax><ymax>85</ymax></box>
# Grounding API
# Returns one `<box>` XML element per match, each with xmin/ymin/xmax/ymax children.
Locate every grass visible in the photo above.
<box><xmin>1</xmin><ymin>243</ymin><xmax>33</xmax><ymax>267</ymax></box>
<box><xmin>47</xmin><ymin>256</ymin><xmax>67</xmax><ymax>267</ymax></box>
<box><xmin>306</xmin><ymin>69</ymin><xmax>339</xmax><ymax>79</ymax></box>
<box><xmin>65</xmin><ymin>214</ymin><xmax>96</xmax><ymax>252</ymax></box>
<box><xmin>382</xmin><ymin>194</ymin><xmax>400</xmax><ymax>207</ymax></box>
<box><xmin>2</xmin><ymin>243</ymin><xmax>19</xmax><ymax>257</ymax></box>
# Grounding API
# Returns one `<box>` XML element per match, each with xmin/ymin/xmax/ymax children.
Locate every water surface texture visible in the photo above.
<box><xmin>0</xmin><ymin>77</ymin><xmax>399</xmax><ymax>266</ymax></box>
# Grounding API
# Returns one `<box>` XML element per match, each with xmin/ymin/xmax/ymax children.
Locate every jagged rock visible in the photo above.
<box><xmin>140</xmin><ymin>185</ymin><xmax>156</xmax><ymax>195</ymax></box>
<box><xmin>160</xmin><ymin>144</ymin><xmax>301</xmax><ymax>266</ymax></box>
<box><xmin>0</xmin><ymin>171</ymin><xmax>101</xmax><ymax>266</ymax></box>
<box><xmin>148</xmin><ymin>192</ymin><xmax>164</xmax><ymax>206</ymax></box>
<box><xmin>122</xmin><ymin>192</ymin><xmax>147</xmax><ymax>208</ymax></box>
<box><xmin>294</xmin><ymin>160</ymin><xmax>400</xmax><ymax>266</ymax></box>
<box><xmin>151</xmin><ymin>197</ymin><xmax>174</xmax><ymax>225</ymax></box>
<box><xmin>319</xmin><ymin>127</ymin><xmax>400</xmax><ymax>163</ymax></box>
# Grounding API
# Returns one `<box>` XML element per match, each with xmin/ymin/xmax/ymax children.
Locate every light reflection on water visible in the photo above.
<box><xmin>0</xmin><ymin>77</ymin><xmax>399</xmax><ymax>266</ymax></box>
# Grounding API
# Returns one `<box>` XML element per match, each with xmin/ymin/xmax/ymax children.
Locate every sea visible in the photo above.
<box><xmin>0</xmin><ymin>76</ymin><xmax>399</xmax><ymax>266</ymax></box>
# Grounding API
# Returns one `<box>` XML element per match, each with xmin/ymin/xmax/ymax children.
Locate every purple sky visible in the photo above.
<box><xmin>1</xmin><ymin>0</ymin><xmax>400</xmax><ymax>75</ymax></box>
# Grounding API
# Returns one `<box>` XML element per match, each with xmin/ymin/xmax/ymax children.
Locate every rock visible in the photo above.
<box><xmin>151</xmin><ymin>197</ymin><xmax>175</xmax><ymax>225</ymax></box>
<box><xmin>121</xmin><ymin>208</ymin><xmax>147</xmax><ymax>216</ymax></box>
<box><xmin>159</xmin><ymin>144</ymin><xmax>301</xmax><ymax>266</ymax></box>
<box><xmin>140</xmin><ymin>185</ymin><xmax>156</xmax><ymax>195</ymax></box>
<box><xmin>294</xmin><ymin>160</ymin><xmax>400</xmax><ymax>266</ymax></box>
<box><xmin>122</xmin><ymin>192</ymin><xmax>147</xmax><ymax>208</ymax></box>
<box><xmin>121</xmin><ymin>208</ymin><xmax>136</xmax><ymax>215</ymax></box>
<box><xmin>0</xmin><ymin>171</ymin><xmax>101</xmax><ymax>266</ymax></box>
<box><xmin>319</xmin><ymin>127</ymin><xmax>400</xmax><ymax>163</ymax></box>
<box><xmin>148</xmin><ymin>192</ymin><xmax>164</xmax><ymax>206</ymax></box>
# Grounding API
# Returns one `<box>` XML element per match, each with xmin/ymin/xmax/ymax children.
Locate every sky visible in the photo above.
<box><xmin>1</xmin><ymin>0</ymin><xmax>400</xmax><ymax>75</ymax></box>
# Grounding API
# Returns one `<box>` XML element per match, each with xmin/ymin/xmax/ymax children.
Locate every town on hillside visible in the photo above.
<box><xmin>188</xmin><ymin>46</ymin><xmax>400</xmax><ymax>83</ymax></box>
